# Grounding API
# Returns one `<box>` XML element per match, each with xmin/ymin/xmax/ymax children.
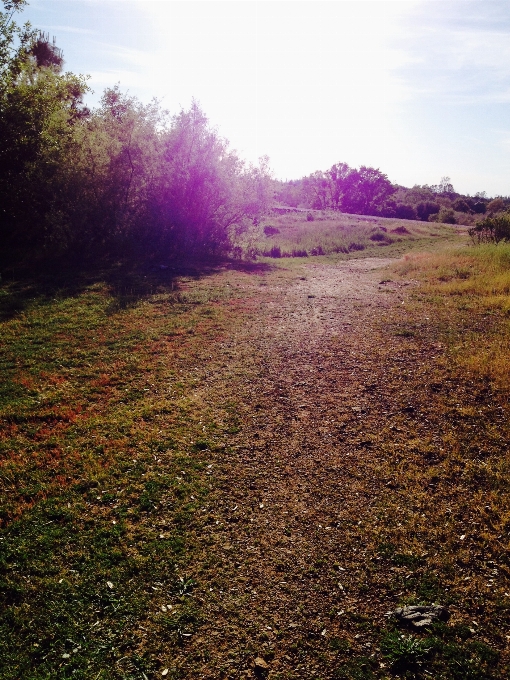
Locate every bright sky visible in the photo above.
<box><xmin>21</xmin><ymin>1</ymin><xmax>510</xmax><ymax>196</ymax></box>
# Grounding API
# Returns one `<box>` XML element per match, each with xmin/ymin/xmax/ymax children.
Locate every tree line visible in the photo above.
<box><xmin>274</xmin><ymin>167</ymin><xmax>509</xmax><ymax>226</ymax></box>
<box><xmin>0</xmin><ymin>0</ymin><xmax>271</xmax><ymax>267</ymax></box>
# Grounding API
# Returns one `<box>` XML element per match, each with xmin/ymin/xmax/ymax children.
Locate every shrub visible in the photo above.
<box><xmin>395</xmin><ymin>204</ymin><xmax>417</xmax><ymax>220</ymax></box>
<box><xmin>417</xmin><ymin>202</ymin><xmax>440</xmax><ymax>221</ymax></box>
<box><xmin>469</xmin><ymin>214</ymin><xmax>510</xmax><ymax>244</ymax></box>
<box><xmin>438</xmin><ymin>208</ymin><xmax>456</xmax><ymax>224</ymax></box>
<box><xmin>430</xmin><ymin>208</ymin><xmax>456</xmax><ymax>224</ymax></box>
<box><xmin>486</xmin><ymin>198</ymin><xmax>506</xmax><ymax>215</ymax></box>
<box><xmin>453</xmin><ymin>199</ymin><xmax>472</xmax><ymax>213</ymax></box>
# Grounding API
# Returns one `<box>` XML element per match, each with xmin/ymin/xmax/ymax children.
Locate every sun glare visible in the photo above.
<box><xmin>133</xmin><ymin>1</ymin><xmax>416</xmax><ymax>179</ymax></box>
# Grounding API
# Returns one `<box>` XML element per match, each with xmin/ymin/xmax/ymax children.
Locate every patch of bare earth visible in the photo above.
<box><xmin>167</xmin><ymin>258</ymin><xmax>509</xmax><ymax>679</ymax></box>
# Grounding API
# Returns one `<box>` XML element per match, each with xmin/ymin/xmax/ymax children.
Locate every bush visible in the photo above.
<box><xmin>469</xmin><ymin>214</ymin><xmax>510</xmax><ymax>244</ymax></box>
<box><xmin>395</xmin><ymin>204</ymin><xmax>417</xmax><ymax>220</ymax></box>
<box><xmin>453</xmin><ymin>199</ymin><xmax>472</xmax><ymax>213</ymax></box>
<box><xmin>369</xmin><ymin>231</ymin><xmax>391</xmax><ymax>243</ymax></box>
<box><xmin>417</xmin><ymin>201</ymin><xmax>440</xmax><ymax>221</ymax></box>
<box><xmin>430</xmin><ymin>208</ymin><xmax>456</xmax><ymax>224</ymax></box>
<box><xmin>486</xmin><ymin>198</ymin><xmax>506</xmax><ymax>214</ymax></box>
<box><xmin>438</xmin><ymin>208</ymin><xmax>456</xmax><ymax>224</ymax></box>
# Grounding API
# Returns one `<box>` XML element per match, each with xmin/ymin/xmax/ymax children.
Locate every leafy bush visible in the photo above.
<box><xmin>430</xmin><ymin>208</ymin><xmax>456</xmax><ymax>224</ymax></box>
<box><xmin>453</xmin><ymin>199</ymin><xmax>472</xmax><ymax>213</ymax></box>
<box><xmin>381</xmin><ymin>632</ymin><xmax>432</xmax><ymax>671</ymax></box>
<box><xmin>417</xmin><ymin>201</ymin><xmax>440</xmax><ymax>221</ymax></box>
<box><xmin>395</xmin><ymin>203</ymin><xmax>417</xmax><ymax>220</ymax></box>
<box><xmin>469</xmin><ymin>214</ymin><xmax>510</xmax><ymax>244</ymax></box>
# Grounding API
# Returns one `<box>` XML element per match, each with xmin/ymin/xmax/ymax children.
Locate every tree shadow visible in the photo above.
<box><xmin>0</xmin><ymin>256</ymin><xmax>275</xmax><ymax>321</ymax></box>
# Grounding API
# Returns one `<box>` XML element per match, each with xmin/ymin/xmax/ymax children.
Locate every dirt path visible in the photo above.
<box><xmin>167</xmin><ymin>255</ymin><xmax>508</xmax><ymax>679</ymax></box>
<box><xmin>177</xmin><ymin>258</ymin><xmax>426</xmax><ymax>677</ymax></box>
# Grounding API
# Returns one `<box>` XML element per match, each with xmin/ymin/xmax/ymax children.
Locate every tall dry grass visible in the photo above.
<box><xmin>396</xmin><ymin>242</ymin><xmax>510</xmax><ymax>389</ymax></box>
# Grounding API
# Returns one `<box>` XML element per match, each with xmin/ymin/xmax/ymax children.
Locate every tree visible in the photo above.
<box><xmin>156</xmin><ymin>100</ymin><xmax>271</xmax><ymax>254</ymax></box>
<box><xmin>417</xmin><ymin>201</ymin><xmax>440</xmax><ymax>221</ymax></box>
<box><xmin>0</xmin><ymin>0</ymin><xmax>89</xmax><ymax>260</ymax></box>
<box><xmin>341</xmin><ymin>166</ymin><xmax>395</xmax><ymax>215</ymax></box>
<box><xmin>430</xmin><ymin>176</ymin><xmax>455</xmax><ymax>195</ymax></box>
<box><xmin>469</xmin><ymin>214</ymin><xmax>510</xmax><ymax>244</ymax></box>
<box><xmin>327</xmin><ymin>162</ymin><xmax>351</xmax><ymax>210</ymax></box>
<box><xmin>486</xmin><ymin>198</ymin><xmax>505</xmax><ymax>215</ymax></box>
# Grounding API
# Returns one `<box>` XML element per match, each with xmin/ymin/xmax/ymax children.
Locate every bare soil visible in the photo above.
<box><xmin>171</xmin><ymin>257</ymin><xmax>509</xmax><ymax>678</ymax></box>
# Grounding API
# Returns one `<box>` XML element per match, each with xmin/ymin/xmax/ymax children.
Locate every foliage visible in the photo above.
<box><xmin>301</xmin><ymin>162</ymin><xmax>395</xmax><ymax>215</ymax></box>
<box><xmin>469</xmin><ymin>213</ymin><xmax>510</xmax><ymax>244</ymax></box>
<box><xmin>436</xmin><ymin>207</ymin><xmax>457</xmax><ymax>224</ymax></box>
<box><xmin>0</xmin><ymin>2</ymin><xmax>271</xmax><ymax>265</ymax></box>
<box><xmin>380</xmin><ymin>632</ymin><xmax>432</xmax><ymax>670</ymax></box>
<box><xmin>0</xmin><ymin>2</ymin><xmax>89</xmax><ymax>260</ymax></box>
<box><xmin>486</xmin><ymin>198</ymin><xmax>506</xmax><ymax>215</ymax></box>
<box><xmin>417</xmin><ymin>201</ymin><xmax>441</xmax><ymax>221</ymax></box>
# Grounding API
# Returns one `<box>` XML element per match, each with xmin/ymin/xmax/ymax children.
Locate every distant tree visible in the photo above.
<box><xmin>452</xmin><ymin>199</ymin><xmax>472</xmax><ymax>213</ymax></box>
<box><xmin>417</xmin><ymin>201</ymin><xmax>440</xmax><ymax>221</ymax></box>
<box><xmin>303</xmin><ymin>170</ymin><xmax>329</xmax><ymax>210</ymax></box>
<box><xmin>471</xmin><ymin>201</ymin><xmax>487</xmax><ymax>214</ymax></box>
<box><xmin>486</xmin><ymin>198</ymin><xmax>505</xmax><ymax>215</ymax></box>
<box><xmin>394</xmin><ymin>204</ymin><xmax>417</xmax><ymax>220</ymax></box>
<box><xmin>341</xmin><ymin>166</ymin><xmax>395</xmax><ymax>215</ymax></box>
<box><xmin>430</xmin><ymin>207</ymin><xmax>456</xmax><ymax>224</ymax></box>
<box><xmin>430</xmin><ymin>176</ymin><xmax>455</xmax><ymax>196</ymax></box>
<box><xmin>326</xmin><ymin>162</ymin><xmax>351</xmax><ymax>210</ymax></box>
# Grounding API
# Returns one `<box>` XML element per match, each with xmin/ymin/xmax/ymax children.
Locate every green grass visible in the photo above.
<box><xmin>244</xmin><ymin>210</ymin><xmax>463</xmax><ymax>261</ymax></box>
<box><xmin>0</xmin><ymin>267</ymin><xmax>243</xmax><ymax>678</ymax></box>
<box><xmin>394</xmin><ymin>242</ymin><xmax>510</xmax><ymax>390</ymax></box>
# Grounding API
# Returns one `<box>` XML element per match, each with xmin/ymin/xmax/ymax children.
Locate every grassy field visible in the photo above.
<box><xmin>1</xmin><ymin>218</ymin><xmax>509</xmax><ymax>679</ymax></box>
<box><xmin>246</xmin><ymin>211</ymin><xmax>466</xmax><ymax>260</ymax></box>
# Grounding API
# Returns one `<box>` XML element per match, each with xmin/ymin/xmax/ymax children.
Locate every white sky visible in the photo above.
<box><xmin>21</xmin><ymin>0</ymin><xmax>510</xmax><ymax>196</ymax></box>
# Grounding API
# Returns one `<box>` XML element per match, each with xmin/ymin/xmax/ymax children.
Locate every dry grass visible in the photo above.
<box><xmin>244</xmin><ymin>211</ymin><xmax>463</xmax><ymax>260</ymax></box>
<box><xmin>395</xmin><ymin>242</ymin><xmax>510</xmax><ymax>390</ymax></box>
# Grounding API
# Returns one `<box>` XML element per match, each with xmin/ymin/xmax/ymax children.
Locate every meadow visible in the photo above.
<box><xmin>1</xmin><ymin>216</ymin><xmax>509</xmax><ymax>679</ymax></box>
<box><xmin>247</xmin><ymin>211</ymin><xmax>464</xmax><ymax>259</ymax></box>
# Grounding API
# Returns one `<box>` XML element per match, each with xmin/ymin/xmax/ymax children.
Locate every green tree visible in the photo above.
<box><xmin>0</xmin><ymin>0</ymin><xmax>89</xmax><ymax>260</ymax></box>
<box><xmin>342</xmin><ymin>166</ymin><xmax>395</xmax><ymax>214</ymax></box>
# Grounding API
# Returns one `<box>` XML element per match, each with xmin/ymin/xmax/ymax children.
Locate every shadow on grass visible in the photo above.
<box><xmin>0</xmin><ymin>255</ymin><xmax>275</xmax><ymax>321</ymax></box>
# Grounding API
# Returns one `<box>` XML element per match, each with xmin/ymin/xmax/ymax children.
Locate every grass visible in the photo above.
<box><xmin>1</xmin><ymin>230</ymin><xmax>510</xmax><ymax>678</ymax></box>
<box><xmin>0</xmin><ymin>264</ymin><xmax>249</xmax><ymax>678</ymax></box>
<box><xmin>394</xmin><ymin>242</ymin><xmax>510</xmax><ymax>389</ymax></box>
<box><xmin>244</xmin><ymin>210</ymin><xmax>464</xmax><ymax>261</ymax></box>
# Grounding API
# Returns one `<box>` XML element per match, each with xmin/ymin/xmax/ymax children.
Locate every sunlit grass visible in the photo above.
<box><xmin>395</xmin><ymin>242</ymin><xmax>510</xmax><ymax>391</ymax></box>
<box><xmin>246</xmin><ymin>210</ymin><xmax>462</xmax><ymax>260</ymax></box>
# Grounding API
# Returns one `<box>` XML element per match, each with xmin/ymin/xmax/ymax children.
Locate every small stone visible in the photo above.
<box><xmin>390</xmin><ymin>604</ymin><xmax>449</xmax><ymax>628</ymax></box>
<box><xmin>254</xmin><ymin>656</ymin><xmax>269</xmax><ymax>670</ymax></box>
